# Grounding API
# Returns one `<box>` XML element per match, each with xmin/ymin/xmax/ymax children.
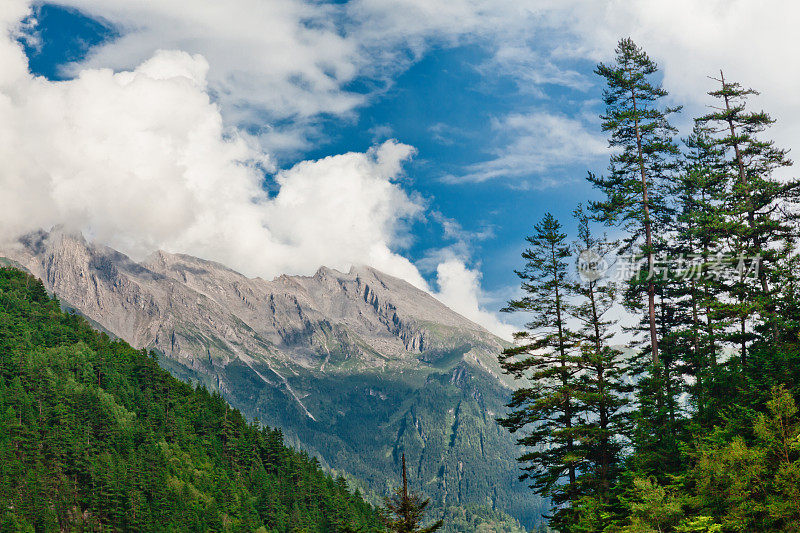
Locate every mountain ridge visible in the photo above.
<box><xmin>1</xmin><ymin>228</ymin><xmax>542</xmax><ymax>531</ymax></box>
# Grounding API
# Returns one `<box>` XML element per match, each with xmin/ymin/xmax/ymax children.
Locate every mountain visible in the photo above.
<box><xmin>0</xmin><ymin>266</ymin><xmax>382</xmax><ymax>532</ymax></box>
<box><xmin>1</xmin><ymin>229</ymin><xmax>543</xmax><ymax>531</ymax></box>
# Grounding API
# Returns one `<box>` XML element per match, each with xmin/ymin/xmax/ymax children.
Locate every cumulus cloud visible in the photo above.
<box><xmin>0</xmin><ymin>0</ymin><xmax>31</xmax><ymax>85</ymax></box>
<box><xmin>435</xmin><ymin>259</ymin><xmax>516</xmax><ymax>340</ymax></box>
<box><xmin>263</xmin><ymin>141</ymin><xmax>425</xmax><ymax>284</ymax></box>
<box><xmin>0</xmin><ymin>4</ymin><xmax>516</xmax><ymax>336</ymax></box>
<box><xmin>0</xmin><ymin>14</ymin><xmax>423</xmax><ymax>287</ymax></box>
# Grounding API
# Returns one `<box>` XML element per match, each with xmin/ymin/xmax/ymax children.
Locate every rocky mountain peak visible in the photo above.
<box><xmin>2</xmin><ymin>230</ymin><xmax>505</xmax><ymax>372</ymax></box>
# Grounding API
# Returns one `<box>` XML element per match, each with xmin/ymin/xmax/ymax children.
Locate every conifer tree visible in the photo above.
<box><xmin>499</xmin><ymin>39</ymin><xmax>800</xmax><ymax>533</ymax></box>
<box><xmin>697</xmin><ymin>73</ymin><xmax>798</xmax><ymax>362</ymax></box>
<box><xmin>498</xmin><ymin>213</ymin><xmax>583</xmax><ymax>530</ymax></box>
<box><xmin>381</xmin><ymin>454</ymin><xmax>443</xmax><ymax>533</ymax></box>
<box><xmin>670</xmin><ymin>123</ymin><xmax>731</xmax><ymax>423</ymax></box>
<box><xmin>590</xmin><ymin>37</ymin><xmax>681</xmax><ymax>366</ymax></box>
<box><xmin>571</xmin><ymin>206</ymin><xmax>632</xmax><ymax>503</ymax></box>
<box><xmin>0</xmin><ymin>267</ymin><xmax>384</xmax><ymax>533</ymax></box>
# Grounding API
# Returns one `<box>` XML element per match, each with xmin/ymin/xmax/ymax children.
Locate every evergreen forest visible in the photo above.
<box><xmin>499</xmin><ymin>38</ymin><xmax>800</xmax><ymax>533</ymax></box>
<box><xmin>0</xmin><ymin>267</ymin><xmax>382</xmax><ymax>532</ymax></box>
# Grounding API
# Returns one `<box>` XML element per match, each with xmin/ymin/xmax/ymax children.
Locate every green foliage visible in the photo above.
<box><xmin>674</xmin><ymin>517</ymin><xmax>722</xmax><ymax>533</ymax></box>
<box><xmin>500</xmin><ymin>210</ymin><xmax>633</xmax><ymax>532</ymax></box>
<box><xmin>0</xmin><ymin>267</ymin><xmax>382</xmax><ymax>532</ymax></box>
<box><xmin>684</xmin><ymin>386</ymin><xmax>800</xmax><ymax>532</ymax></box>
<box><xmin>438</xmin><ymin>505</ymin><xmax>525</xmax><ymax>533</ymax></box>
<box><xmin>667</xmin><ymin>122</ymin><xmax>730</xmax><ymax>428</ymax></box>
<box><xmin>622</xmin><ymin>477</ymin><xmax>684</xmax><ymax>533</ymax></box>
<box><xmin>696</xmin><ymin>73</ymin><xmax>798</xmax><ymax>364</ymax></box>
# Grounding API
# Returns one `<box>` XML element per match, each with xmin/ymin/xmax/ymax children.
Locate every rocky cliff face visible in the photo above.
<box><xmin>1</xmin><ymin>229</ymin><xmax>542</xmax><ymax>531</ymax></box>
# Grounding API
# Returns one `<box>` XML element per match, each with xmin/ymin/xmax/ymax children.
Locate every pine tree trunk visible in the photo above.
<box><xmin>630</xmin><ymin>82</ymin><xmax>660</xmax><ymax>367</ymax></box>
<box><xmin>700</xmin><ymin>192</ymin><xmax>717</xmax><ymax>369</ymax></box>
<box><xmin>690</xmin><ymin>277</ymin><xmax>704</xmax><ymax>417</ymax></box>
<box><xmin>552</xmin><ymin>245</ymin><xmax>575</xmax><ymax>487</ymax></box>
<box><xmin>589</xmin><ymin>283</ymin><xmax>610</xmax><ymax>491</ymax></box>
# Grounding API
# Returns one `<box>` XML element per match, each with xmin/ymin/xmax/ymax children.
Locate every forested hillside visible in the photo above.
<box><xmin>0</xmin><ymin>267</ymin><xmax>382</xmax><ymax>532</ymax></box>
<box><xmin>1</xmin><ymin>234</ymin><xmax>541</xmax><ymax>532</ymax></box>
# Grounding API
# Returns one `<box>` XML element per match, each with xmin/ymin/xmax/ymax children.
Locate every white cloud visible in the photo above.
<box><xmin>22</xmin><ymin>0</ymin><xmax>800</xmax><ymax>162</ymax></box>
<box><xmin>27</xmin><ymin>0</ymin><xmax>588</xmax><ymax>153</ymax></box>
<box><xmin>434</xmin><ymin>259</ymin><xmax>515</xmax><ymax>340</ymax></box>
<box><xmin>0</xmin><ymin>6</ymin><xmax>516</xmax><ymax>337</ymax></box>
<box><xmin>447</xmin><ymin>110</ymin><xmax>607</xmax><ymax>185</ymax></box>
<box><xmin>0</xmin><ymin>0</ymin><xmax>31</xmax><ymax>85</ymax></box>
<box><xmin>488</xmin><ymin>44</ymin><xmax>588</xmax><ymax>95</ymax></box>
<box><xmin>0</xmin><ymin>19</ymin><xmax>423</xmax><ymax>288</ymax></box>
<box><xmin>41</xmin><ymin>0</ymin><xmax>363</xmax><ymax>153</ymax></box>
<box><xmin>263</xmin><ymin>141</ymin><xmax>425</xmax><ymax>282</ymax></box>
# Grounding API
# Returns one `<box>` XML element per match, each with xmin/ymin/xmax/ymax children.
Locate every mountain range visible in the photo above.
<box><xmin>1</xmin><ymin>229</ymin><xmax>544</xmax><ymax>531</ymax></box>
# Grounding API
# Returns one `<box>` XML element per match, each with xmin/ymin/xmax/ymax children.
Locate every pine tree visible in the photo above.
<box><xmin>0</xmin><ymin>267</ymin><xmax>384</xmax><ymax>532</ymax></box>
<box><xmin>498</xmin><ymin>213</ymin><xmax>583</xmax><ymax>530</ymax></box>
<box><xmin>590</xmin><ymin>37</ymin><xmax>681</xmax><ymax>366</ymax></box>
<box><xmin>588</xmin><ymin>38</ymin><xmax>687</xmax><ymax>486</ymax></box>
<box><xmin>697</xmin><ymin>72</ymin><xmax>798</xmax><ymax>362</ymax></box>
<box><xmin>381</xmin><ymin>454</ymin><xmax>443</xmax><ymax>533</ymax></box>
<box><xmin>671</xmin><ymin>123</ymin><xmax>731</xmax><ymax>424</ymax></box>
<box><xmin>571</xmin><ymin>206</ymin><xmax>632</xmax><ymax>504</ymax></box>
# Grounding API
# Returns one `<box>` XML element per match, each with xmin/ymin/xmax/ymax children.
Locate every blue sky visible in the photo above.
<box><xmin>4</xmin><ymin>0</ymin><xmax>799</xmax><ymax>336</ymax></box>
<box><xmin>307</xmin><ymin>44</ymin><xmax>604</xmax><ymax>289</ymax></box>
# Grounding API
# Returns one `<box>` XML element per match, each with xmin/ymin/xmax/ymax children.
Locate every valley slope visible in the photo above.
<box><xmin>1</xmin><ymin>229</ymin><xmax>543</xmax><ymax>531</ymax></box>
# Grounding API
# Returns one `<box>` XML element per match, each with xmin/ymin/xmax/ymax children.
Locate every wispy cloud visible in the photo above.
<box><xmin>487</xmin><ymin>44</ymin><xmax>589</xmax><ymax>95</ymax></box>
<box><xmin>28</xmin><ymin>0</ymin><xmax>605</xmax><ymax>154</ymax></box>
<box><xmin>15</xmin><ymin>0</ymin><xmax>800</xmax><ymax>161</ymax></box>
<box><xmin>444</xmin><ymin>110</ymin><xmax>607</xmax><ymax>185</ymax></box>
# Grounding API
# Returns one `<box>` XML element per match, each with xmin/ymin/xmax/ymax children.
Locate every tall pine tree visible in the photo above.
<box><xmin>498</xmin><ymin>213</ymin><xmax>583</xmax><ymax>531</ymax></box>
<box><xmin>590</xmin><ymin>37</ymin><xmax>681</xmax><ymax>366</ymax></box>
<box><xmin>571</xmin><ymin>206</ymin><xmax>632</xmax><ymax>516</ymax></box>
<box><xmin>697</xmin><ymin>72</ymin><xmax>798</xmax><ymax>364</ymax></box>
